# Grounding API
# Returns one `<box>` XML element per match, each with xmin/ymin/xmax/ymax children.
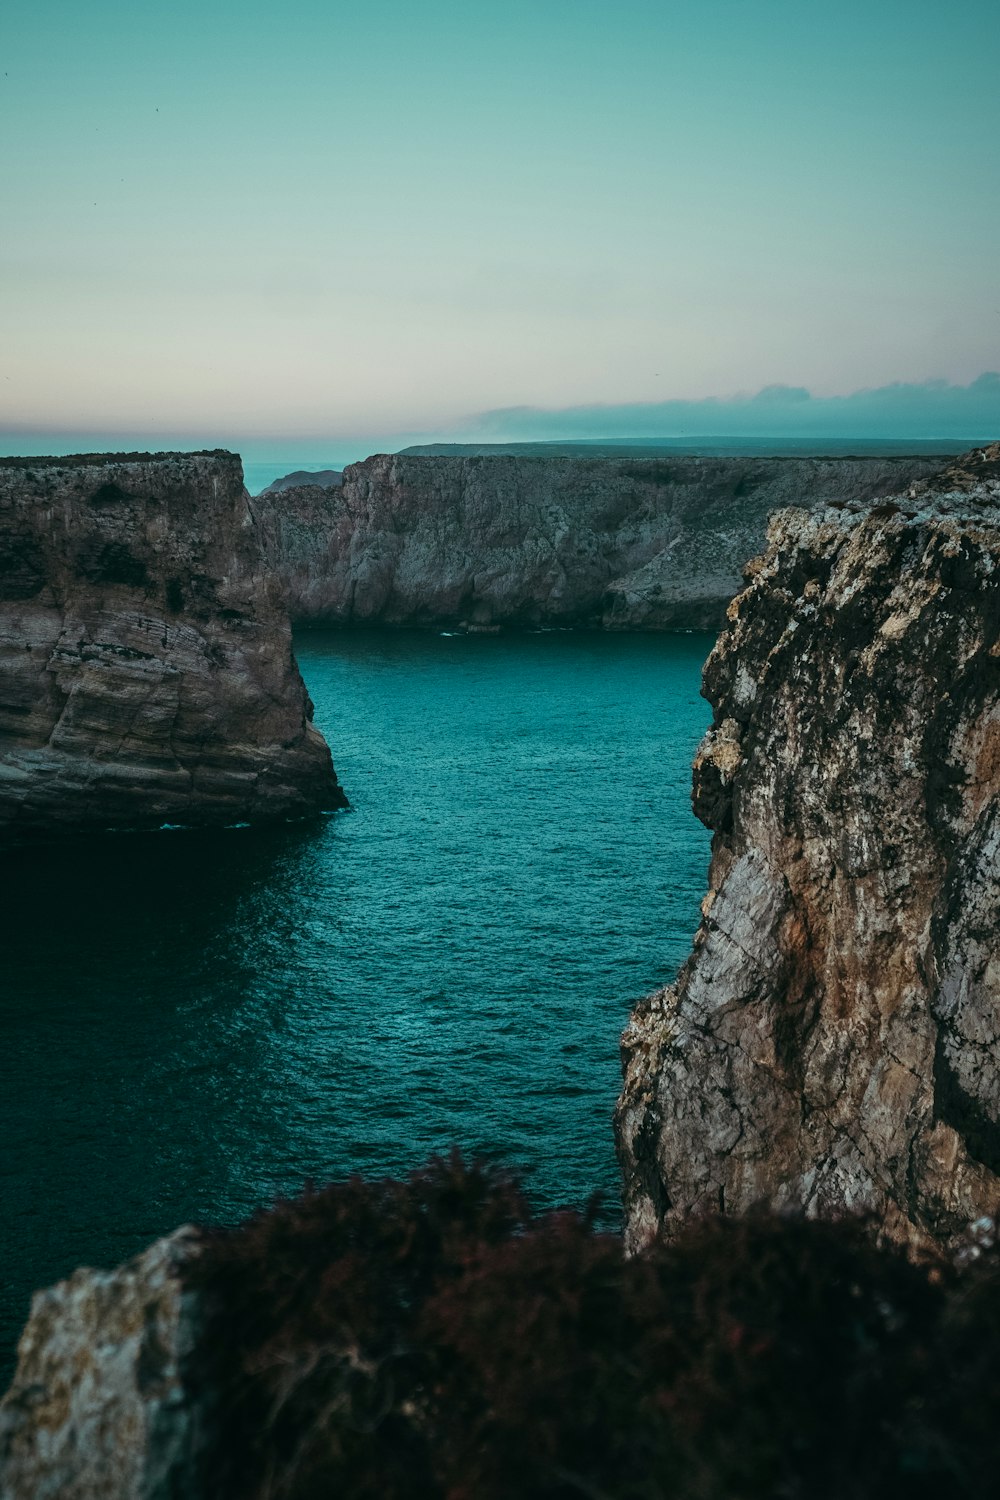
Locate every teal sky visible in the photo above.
<box><xmin>2</xmin><ymin>0</ymin><xmax>998</xmax><ymax>445</ymax></box>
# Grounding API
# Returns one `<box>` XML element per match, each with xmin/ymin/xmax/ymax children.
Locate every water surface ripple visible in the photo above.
<box><xmin>0</xmin><ymin>628</ymin><xmax>711</xmax><ymax>1373</ymax></box>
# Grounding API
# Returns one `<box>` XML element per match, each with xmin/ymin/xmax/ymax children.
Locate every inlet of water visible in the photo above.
<box><xmin>0</xmin><ymin>627</ymin><xmax>712</xmax><ymax>1375</ymax></box>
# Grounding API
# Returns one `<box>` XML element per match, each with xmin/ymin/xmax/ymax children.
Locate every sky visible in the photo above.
<box><xmin>1</xmin><ymin>0</ymin><xmax>998</xmax><ymax>451</ymax></box>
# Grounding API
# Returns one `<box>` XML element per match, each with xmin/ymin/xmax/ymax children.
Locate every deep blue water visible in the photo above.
<box><xmin>0</xmin><ymin>628</ymin><xmax>711</xmax><ymax>1376</ymax></box>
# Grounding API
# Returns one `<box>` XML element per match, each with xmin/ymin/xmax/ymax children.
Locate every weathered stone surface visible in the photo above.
<box><xmin>616</xmin><ymin>444</ymin><xmax>1000</xmax><ymax>1254</ymax></box>
<box><xmin>0</xmin><ymin>1229</ymin><xmax>206</xmax><ymax>1500</ymax></box>
<box><xmin>0</xmin><ymin>451</ymin><xmax>345</xmax><ymax>831</ymax></box>
<box><xmin>257</xmin><ymin>453</ymin><xmax>949</xmax><ymax>630</ymax></box>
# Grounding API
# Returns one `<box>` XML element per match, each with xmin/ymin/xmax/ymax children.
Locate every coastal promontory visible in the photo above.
<box><xmin>258</xmin><ymin>452</ymin><xmax>950</xmax><ymax>630</ymax></box>
<box><xmin>0</xmin><ymin>450</ymin><xmax>344</xmax><ymax>832</ymax></box>
<box><xmin>616</xmin><ymin>444</ymin><xmax>1000</xmax><ymax>1254</ymax></box>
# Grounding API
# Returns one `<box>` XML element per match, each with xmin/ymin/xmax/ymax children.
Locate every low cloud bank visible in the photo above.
<box><xmin>472</xmin><ymin>374</ymin><xmax>1000</xmax><ymax>442</ymax></box>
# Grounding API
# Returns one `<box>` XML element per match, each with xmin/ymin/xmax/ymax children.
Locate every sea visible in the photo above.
<box><xmin>0</xmin><ymin>625</ymin><xmax>713</xmax><ymax>1378</ymax></box>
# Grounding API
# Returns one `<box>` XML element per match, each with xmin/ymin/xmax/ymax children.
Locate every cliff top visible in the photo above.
<box><xmin>912</xmin><ymin>439</ymin><xmax>1000</xmax><ymax>495</ymax></box>
<box><xmin>0</xmin><ymin>450</ymin><xmax>234</xmax><ymax>470</ymax></box>
<box><xmin>399</xmin><ymin>439</ymin><xmax>983</xmax><ymax>460</ymax></box>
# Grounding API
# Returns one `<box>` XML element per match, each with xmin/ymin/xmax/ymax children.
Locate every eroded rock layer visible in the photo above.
<box><xmin>616</xmin><ymin>444</ymin><xmax>1000</xmax><ymax>1254</ymax></box>
<box><xmin>257</xmin><ymin>453</ymin><xmax>948</xmax><ymax>630</ymax></box>
<box><xmin>0</xmin><ymin>451</ymin><xmax>344</xmax><ymax>831</ymax></box>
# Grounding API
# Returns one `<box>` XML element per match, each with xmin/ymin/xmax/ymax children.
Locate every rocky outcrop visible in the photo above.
<box><xmin>258</xmin><ymin>469</ymin><xmax>342</xmax><ymax>495</ymax></box>
<box><xmin>0</xmin><ymin>1229</ymin><xmax>205</xmax><ymax>1500</ymax></box>
<box><xmin>257</xmin><ymin>453</ymin><xmax>949</xmax><ymax>630</ymax></box>
<box><xmin>0</xmin><ymin>451</ymin><xmax>345</xmax><ymax>831</ymax></box>
<box><xmin>616</xmin><ymin>444</ymin><xmax>1000</xmax><ymax>1254</ymax></box>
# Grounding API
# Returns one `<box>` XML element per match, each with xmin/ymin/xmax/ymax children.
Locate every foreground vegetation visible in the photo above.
<box><xmin>189</xmin><ymin>1155</ymin><xmax>1000</xmax><ymax>1499</ymax></box>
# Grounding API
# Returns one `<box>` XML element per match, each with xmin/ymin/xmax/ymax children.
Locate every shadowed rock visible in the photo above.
<box><xmin>0</xmin><ymin>451</ymin><xmax>345</xmax><ymax>832</ymax></box>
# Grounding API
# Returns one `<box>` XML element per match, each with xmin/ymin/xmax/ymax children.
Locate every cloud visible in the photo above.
<box><xmin>750</xmin><ymin>385</ymin><xmax>812</xmax><ymax>405</ymax></box>
<box><xmin>470</xmin><ymin>374</ymin><xmax>1000</xmax><ymax>441</ymax></box>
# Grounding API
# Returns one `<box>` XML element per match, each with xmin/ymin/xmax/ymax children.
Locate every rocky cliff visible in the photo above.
<box><xmin>257</xmin><ymin>453</ymin><xmax>949</xmax><ymax>630</ymax></box>
<box><xmin>0</xmin><ymin>451</ymin><xmax>344</xmax><ymax>832</ymax></box>
<box><xmin>616</xmin><ymin>444</ymin><xmax>1000</xmax><ymax>1254</ymax></box>
<box><xmin>7</xmin><ymin>444</ymin><xmax>1000</xmax><ymax>1496</ymax></box>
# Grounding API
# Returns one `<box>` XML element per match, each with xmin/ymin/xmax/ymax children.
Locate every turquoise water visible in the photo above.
<box><xmin>0</xmin><ymin>629</ymin><xmax>711</xmax><ymax>1375</ymax></box>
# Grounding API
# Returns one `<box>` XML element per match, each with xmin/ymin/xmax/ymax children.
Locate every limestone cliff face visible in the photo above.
<box><xmin>0</xmin><ymin>451</ymin><xmax>344</xmax><ymax>831</ymax></box>
<box><xmin>616</xmin><ymin>444</ymin><xmax>1000</xmax><ymax>1254</ymax></box>
<box><xmin>257</xmin><ymin>453</ymin><xmax>948</xmax><ymax>630</ymax></box>
<box><xmin>0</xmin><ymin>1230</ymin><xmax>205</xmax><ymax>1500</ymax></box>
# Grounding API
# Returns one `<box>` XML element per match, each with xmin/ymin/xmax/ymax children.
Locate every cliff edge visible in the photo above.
<box><xmin>616</xmin><ymin>444</ymin><xmax>1000</xmax><ymax>1253</ymax></box>
<box><xmin>257</xmin><ymin>453</ymin><xmax>949</xmax><ymax>630</ymax></box>
<box><xmin>0</xmin><ymin>451</ymin><xmax>344</xmax><ymax>831</ymax></box>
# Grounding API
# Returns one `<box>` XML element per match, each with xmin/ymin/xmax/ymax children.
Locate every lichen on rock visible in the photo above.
<box><xmin>0</xmin><ymin>1229</ymin><xmax>206</xmax><ymax>1500</ymax></box>
<box><xmin>616</xmin><ymin>443</ymin><xmax>1000</xmax><ymax>1254</ymax></box>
